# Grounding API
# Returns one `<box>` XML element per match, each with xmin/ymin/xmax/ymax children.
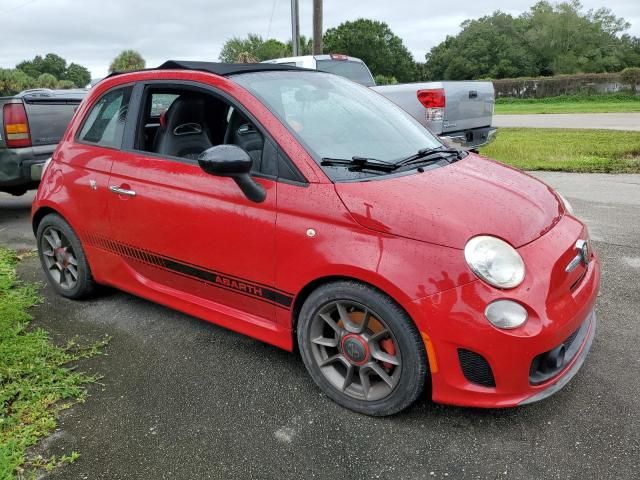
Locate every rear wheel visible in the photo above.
<box><xmin>297</xmin><ymin>281</ymin><xmax>428</xmax><ymax>416</ymax></box>
<box><xmin>36</xmin><ymin>214</ymin><xmax>95</xmax><ymax>299</ymax></box>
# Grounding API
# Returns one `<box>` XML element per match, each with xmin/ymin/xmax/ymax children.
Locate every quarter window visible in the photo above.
<box><xmin>79</xmin><ymin>86</ymin><xmax>133</xmax><ymax>148</ymax></box>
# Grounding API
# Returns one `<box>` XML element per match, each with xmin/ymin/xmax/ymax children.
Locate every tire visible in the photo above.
<box><xmin>36</xmin><ymin>213</ymin><xmax>96</xmax><ymax>299</ymax></box>
<box><xmin>297</xmin><ymin>281</ymin><xmax>428</xmax><ymax>416</ymax></box>
<box><xmin>4</xmin><ymin>187</ymin><xmax>27</xmax><ymax>196</ymax></box>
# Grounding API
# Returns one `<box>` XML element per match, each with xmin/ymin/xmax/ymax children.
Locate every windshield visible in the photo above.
<box><xmin>233</xmin><ymin>71</ymin><xmax>443</xmax><ymax>181</ymax></box>
<box><xmin>315</xmin><ymin>59</ymin><xmax>375</xmax><ymax>86</ymax></box>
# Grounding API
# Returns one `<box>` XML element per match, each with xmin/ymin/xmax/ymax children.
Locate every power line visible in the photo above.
<box><xmin>0</xmin><ymin>0</ymin><xmax>40</xmax><ymax>15</ymax></box>
<box><xmin>266</xmin><ymin>0</ymin><xmax>279</xmax><ymax>39</ymax></box>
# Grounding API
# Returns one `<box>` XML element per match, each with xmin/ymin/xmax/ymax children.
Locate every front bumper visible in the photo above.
<box><xmin>405</xmin><ymin>214</ymin><xmax>600</xmax><ymax>408</ymax></box>
<box><xmin>519</xmin><ymin>310</ymin><xmax>595</xmax><ymax>405</ymax></box>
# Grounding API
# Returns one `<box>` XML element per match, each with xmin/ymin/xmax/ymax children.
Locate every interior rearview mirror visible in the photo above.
<box><xmin>198</xmin><ymin>145</ymin><xmax>266</xmax><ymax>203</ymax></box>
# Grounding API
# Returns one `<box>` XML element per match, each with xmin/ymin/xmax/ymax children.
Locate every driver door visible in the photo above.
<box><xmin>106</xmin><ymin>82</ymin><xmax>281</xmax><ymax>322</ymax></box>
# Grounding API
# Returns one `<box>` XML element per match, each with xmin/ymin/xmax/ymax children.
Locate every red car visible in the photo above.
<box><xmin>32</xmin><ymin>61</ymin><xmax>599</xmax><ymax>415</ymax></box>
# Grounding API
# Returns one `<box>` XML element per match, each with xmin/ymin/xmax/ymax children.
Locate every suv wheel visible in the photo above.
<box><xmin>36</xmin><ymin>214</ymin><xmax>95</xmax><ymax>299</ymax></box>
<box><xmin>4</xmin><ymin>187</ymin><xmax>27</xmax><ymax>196</ymax></box>
<box><xmin>297</xmin><ymin>281</ymin><xmax>428</xmax><ymax>416</ymax></box>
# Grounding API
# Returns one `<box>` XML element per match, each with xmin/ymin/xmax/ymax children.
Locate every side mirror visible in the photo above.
<box><xmin>198</xmin><ymin>145</ymin><xmax>266</xmax><ymax>203</ymax></box>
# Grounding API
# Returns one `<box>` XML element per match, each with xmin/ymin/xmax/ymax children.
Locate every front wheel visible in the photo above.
<box><xmin>36</xmin><ymin>213</ymin><xmax>95</xmax><ymax>299</ymax></box>
<box><xmin>297</xmin><ymin>281</ymin><xmax>428</xmax><ymax>416</ymax></box>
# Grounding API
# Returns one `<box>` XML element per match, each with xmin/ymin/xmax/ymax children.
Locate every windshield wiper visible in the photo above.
<box><xmin>394</xmin><ymin>147</ymin><xmax>464</xmax><ymax>168</ymax></box>
<box><xmin>321</xmin><ymin>156</ymin><xmax>397</xmax><ymax>172</ymax></box>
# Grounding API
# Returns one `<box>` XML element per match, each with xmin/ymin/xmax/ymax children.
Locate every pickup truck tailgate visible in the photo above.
<box><xmin>439</xmin><ymin>82</ymin><xmax>494</xmax><ymax>133</ymax></box>
<box><xmin>24</xmin><ymin>98</ymin><xmax>81</xmax><ymax>146</ymax></box>
<box><xmin>373</xmin><ymin>81</ymin><xmax>495</xmax><ymax>134</ymax></box>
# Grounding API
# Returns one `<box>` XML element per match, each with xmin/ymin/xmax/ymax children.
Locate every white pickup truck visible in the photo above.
<box><xmin>263</xmin><ymin>54</ymin><xmax>496</xmax><ymax>148</ymax></box>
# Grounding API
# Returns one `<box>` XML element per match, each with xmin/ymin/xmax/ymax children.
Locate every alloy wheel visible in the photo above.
<box><xmin>40</xmin><ymin>227</ymin><xmax>79</xmax><ymax>290</ymax></box>
<box><xmin>309</xmin><ymin>301</ymin><xmax>402</xmax><ymax>402</ymax></box>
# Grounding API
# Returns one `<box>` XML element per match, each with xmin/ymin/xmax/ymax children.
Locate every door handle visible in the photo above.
<box><xmin>109</xmin><ymin>185</ymin><xmax>136</xmax><ymax>197</ymax></box>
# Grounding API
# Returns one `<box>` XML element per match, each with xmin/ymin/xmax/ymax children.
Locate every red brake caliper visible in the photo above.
<box><xmin>380</xmin><ymin>338</ymin><xmax>396</xmax><ymax>371</ymax></box>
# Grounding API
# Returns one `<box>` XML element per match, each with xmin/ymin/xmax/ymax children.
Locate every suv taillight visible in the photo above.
<box><xmin>3</xmin><ymin>103</ymin><xmax>31</xmax><ymax>148</ymax></box>
<box><xmin>417</xmin><ymin>88</ymin><xmax>445</xmax><ymax>122</ymax></box>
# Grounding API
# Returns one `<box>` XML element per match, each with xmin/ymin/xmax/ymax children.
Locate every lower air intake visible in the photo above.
<box><xmin>458</xmin><ymin>349</ymin><xmax>496</xmax><ymax>388</ymax></box>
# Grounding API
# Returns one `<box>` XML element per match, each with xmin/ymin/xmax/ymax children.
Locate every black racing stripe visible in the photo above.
<box><xmin>84</xmin><ymin>234</ymin><xmax>294</xmax><ymax>309</ymax></box>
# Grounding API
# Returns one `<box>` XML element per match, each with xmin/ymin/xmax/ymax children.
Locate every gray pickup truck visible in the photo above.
<box><xmin>0</xmin><ymin>88</ymin><xmax>86</xmax><ymax>196</ymax></box>
<box><xmin>263</xmin><ymin>54</ymin><xmax>496</xmax><ymax>148</ymax></box>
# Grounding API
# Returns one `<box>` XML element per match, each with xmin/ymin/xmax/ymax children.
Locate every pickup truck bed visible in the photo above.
<box><xmin>1</xmin><ymin>88</ymin><xmax>86</xmax><ymax>195</ymax></box>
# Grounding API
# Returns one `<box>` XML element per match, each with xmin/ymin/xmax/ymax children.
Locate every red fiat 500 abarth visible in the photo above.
<box><xmin>32</xmin><ymin>61</ymin><xmax>599</xmax><ymax>415</ymax></box>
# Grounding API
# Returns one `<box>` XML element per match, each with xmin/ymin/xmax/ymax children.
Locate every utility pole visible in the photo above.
<box><xmin>312</xmin><ymin>0</ymin><xmax>323</xmax><ymax>54</ymax></box>
<box><xmin>290</xmin><ymin>0</ymin><xmax>300</xmax><ymax>56</ymax></box>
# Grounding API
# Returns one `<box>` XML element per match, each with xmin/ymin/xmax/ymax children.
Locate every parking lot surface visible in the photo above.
<box><xmin>0</xmin><ymin>171</ymin><xmax>638</xmax><ymax>479</ymax></box>
<box><xmin>493</xmin><ymin>113</ymin><xmax>640</xmax><ymax>131</ymax></box>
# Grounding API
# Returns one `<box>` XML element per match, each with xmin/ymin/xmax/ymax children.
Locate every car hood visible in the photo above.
<box><xmin>334</xmin><ymin>155</ymin><xmax>563</xmax><ymax>249</ymax></box>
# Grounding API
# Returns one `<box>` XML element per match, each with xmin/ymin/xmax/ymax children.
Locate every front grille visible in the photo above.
<box><xmin>529</xmin><ymin>316</ymin><xmax>591</xmax><ymax>385</ymax></box>
<box><xmin>458</xmin><ymin>349</ymin><xmax>496</xmax><ymax>388</ymax></box>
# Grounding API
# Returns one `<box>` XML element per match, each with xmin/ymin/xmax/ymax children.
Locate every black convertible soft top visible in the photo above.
<box><xmin>107</xmin><ymin>60</ymin><xmax>306</xmax><ymax>78</ymax></box>
<box><xmin>158</xmin><ymin>60</ymin><xmax>306</xmax><ymax>76</ymax></box>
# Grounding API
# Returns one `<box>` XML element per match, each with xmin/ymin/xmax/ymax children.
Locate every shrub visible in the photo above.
<box><xmin>56</xmin><ymin>79</ymin><xmax>76</xmax><ymax>89</ymax></box>
<box><xmin>620</xmin><ymin>68</ymin><xmax>640</xmax><ymax>93</ymax></box>
<box><xmin>374</xmin><ymin>74</ymin><xmax>398</xmax><ymax>85</ymax></box>
<box><xmin>0</xmin><ymin>69</ymin><xmax>36</xmax><ymax>96</ymax></box>
<box><xmin>36</xmin><ymin>73</ymin><xmax>58</xmax><ymax>89</ymax></box>
<box><xmin>493</xmin><ymin>72</ymin><xmax>623</xmax><ymax>98</ymax></box>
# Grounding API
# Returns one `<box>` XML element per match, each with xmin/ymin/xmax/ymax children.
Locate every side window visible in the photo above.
<box><xmin>150</xmin><ymin>93</ymin><xmax>178</xmax><ymax>116</ymax></box>
<box><xmin>134</xmin><ymin>86</ymin><xmax>268</xmax><ymax>168</ymax></box>
<box><xmin>79</xmin><ymin>87</ymin><xmax>133</xmax><ymax>148</ymax></box>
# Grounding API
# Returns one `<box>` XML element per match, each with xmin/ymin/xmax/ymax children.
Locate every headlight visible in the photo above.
<box><xmin>464</xmin><ymin>236</ymin><xmax>525</xmax><ymax>289</ymax></box>
<box><xmin>557</xmin><ymin>192</ymin><xmax>574</xmax><ymax>215</ymax></box>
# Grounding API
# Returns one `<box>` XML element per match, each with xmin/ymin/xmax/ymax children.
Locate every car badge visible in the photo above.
<box><xmin>565</xmin><ymin>239</ymin><xmax>590</xmax><ymax>272</ymax></box>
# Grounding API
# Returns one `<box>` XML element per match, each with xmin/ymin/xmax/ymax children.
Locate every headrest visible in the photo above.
<box><xmin>163</xmin><ymin>95</ymin><xmax>208</xmax><ymax>131</ymax></box>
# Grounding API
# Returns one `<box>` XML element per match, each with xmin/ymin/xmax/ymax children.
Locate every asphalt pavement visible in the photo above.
<box><xmin>0</xmin><ymin>172</ymin><xmax>639</xmax><ymax>479</ymax></box>
<box><xmin>493</xmin><ymin>112</ymin><xmax>640</xmax><ymax>131</ymax></box>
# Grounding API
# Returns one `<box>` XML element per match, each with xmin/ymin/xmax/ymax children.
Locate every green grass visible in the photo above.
<box><xmin>480</xmin><ymin>128</ymin><xmax>640</xmax><ymax>173</ymax></box>
<box><xmin>495</xmin><ymin>93</ymin><xmax>640</xmax><ymax>114</ymax></box>
<box><xmin>0</xmin><ymin>248</ymin><xmax>104</xmax><ymax>479</ymax></box>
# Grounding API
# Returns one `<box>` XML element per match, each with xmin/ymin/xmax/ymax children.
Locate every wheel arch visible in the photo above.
<box><xmin>291</xmin><ymin>274</ymin><xmax>418</xmax><ymax>336</ymax></box>
<box><xmin>32</xmin><ymin>206</ymin><xmax>64</xmax><ymax>235</ymax></box>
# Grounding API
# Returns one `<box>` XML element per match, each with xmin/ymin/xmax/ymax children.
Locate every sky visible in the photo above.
<box><xmin>1</xmin><ymin>0</ymin><xmax>639</xmax><ymax>79</ymax></box>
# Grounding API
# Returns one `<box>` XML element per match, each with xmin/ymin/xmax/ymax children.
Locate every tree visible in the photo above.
<box><xmin>63</xmin><ymin>63</ymin><xmax>91</xmax><ymax>88</ymax></box>
<box><xmin>36</xmin><ymin>73</ymin><xmax>58</xmax><ymax>89</ymax></box>
<box><xmin>17</xmin><ymin>53</ymin><xmax>67</xmax><ymax>79</ymax></box>
<box><xmin>219</xmin><ymin>34</ymin><xmax>290</xmax><ymax>62</ymax></box>
<box><xmin>16</xmin><ymin>55</ymin><xmax>43</xmax><ymax>78</ymax></box>
<box><xmin>424</xmin><ymin>1</ymin><xmax>638</xmax><ymax>80</ymax></box>
<box><xmin>425</xmin><ymin>12</ymin><xmax>537</xmax><ymax>80</ymax></box>
<box><xmin>323</xmin><ymin>19</ymin><xmax>417</xmax><ymax>82</ymax></box>
<box><xmin>523</xmin><ymin>1</ymin><xmax>630</xmax><ymax>75</ymax></box>
<box><xmin>109</xmin><ymin>50</ymin><xmax>146</xmax><ymax>73</ymax></box>
<box><xmin>286</xmin><ymin>35</ymin><xmax>313</xmax><ymax>56</ymax></box>
<box><xmin>16</xmin><ymin>53</ymin><xmax>92</xmax><ymax>87</ymax></box>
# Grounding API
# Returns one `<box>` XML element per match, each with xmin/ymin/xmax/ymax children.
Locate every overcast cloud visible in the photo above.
<box><xmin>1</xmin><ymin>0</ymin><xmax>639</xmax><ymax>79</ymax></box>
